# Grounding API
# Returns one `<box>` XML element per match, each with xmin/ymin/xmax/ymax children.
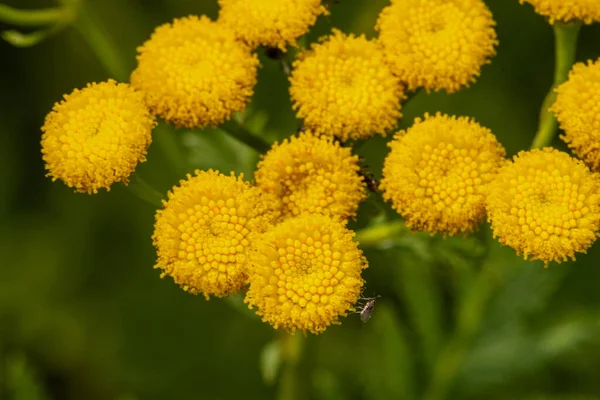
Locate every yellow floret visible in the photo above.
<box><xmin>218</xmin><ymin>0</ymin><xmax>327</xmax><ymax>50</ymax></box>
<box><xmin>289</xmin><ymin>30</ymin><xmax>404</xmax><ymax>141</ymax></box>
<box><xmin>255</xmin><ymin>132</ymin><xmax>367</xmax><ymax>220</ymax></box>
<box><xmin>131</xmin><ymin>15</ymin><xmax>258</xmax><ymax>129</ymax></box>
<box><xmin>376</xmin><ymin>0</ymin><xmax>497</xmax><ymax>93</ymax></box>
<box><xmin>41</xmin><ymin>80</ymin><xmax>154</xmax><ymax>194</ymax></box>
<box><xmin>486</xmin><ymin>148</ymin><xmax>600</xmax><ymax>264</ymax></box>
<box><xmin>380</xmin><ymin>113</ymin><xmax>506</xmax><ymax>236</ymax></box>
<box><xmin>519</xmin><ymin>0</ymin><xmax>600</xmax><ymax>24</ymax></box>
<box><xmin>153</xmin><ymin>170</ymin><xmax>280</xmax><ymax>298</ymax></box>
<box><xmin>245</xmin><ymin>213</ymin><xmax>367</xmax><ymax>334</ymax></box>
<box><xmin>552</xmin><ymin>58</ymin><xmax>600</xmax><ymax>171</ymax></box>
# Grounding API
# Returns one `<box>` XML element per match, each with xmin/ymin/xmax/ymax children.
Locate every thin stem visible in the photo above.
<box><xmin>220</xmin><ymin>120</ymin><xmax>271</xmax><ymax>154</ymax></box>
<box><xmin>154</xmin><ymin>123</ymin><xmax>190</xmax><ymax>177</ymax></box>
<box><xmin>73</xmin><ymin>3</ymin><xmax>191</xmax><ymax>177</ymax></box>
<box><xmin>72</xmin><ymin>2</ymin><xmax>129</xmax><ymax>81</ymax></box>
<box><xmin>124</xmin><ymin>174</ymin><xmax>164</xmax><ymax>208</ymax></box>
<box><xmin>422</xmin><ymin>265</ymin><xmax>497</xmax><ymax>400</ymax></box>
<box><xmin>354</xmin><ymin>220</ymin><xmax>407</xmax><ymax>247</ymax></box>
<box><xmin>277</xmin><ymin>333</ymin><xmax>306</xmax><ymax>400</ymax></box>
<box><xmin>530</xmin><ymin>22</ymin><xmax>581</xmax><ymax>149</ymax></box>
<box><xmin>0</xmin><ymin>5</ymin><xmax>67</xmax><ymax>26</ymax></box>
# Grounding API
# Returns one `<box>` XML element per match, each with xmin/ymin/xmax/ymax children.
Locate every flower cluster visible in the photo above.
<box><xmin>255</xmin><ymin>132</ymin><xmax>366</xmax><ymax>220</ymax></box>
<box><xmin>519</xmin><ymin>0</ymin><xmax>600</xmax><ymax>24</ymax></box>
<box><xmin>552</xmin><ymin>58</ymin><xmax>600</xmax><ymax>171</ymax></box>
<box><xmin>290</xmin><ymin>30</ymin><xmax>404</xmax><ymax>141</ymax></box>
<box><xmin>131</xmin><ymin>15</ymin><xmax>259</xmax><ymax>129</ymax></box>
<box><xmin>153</xmin><ymin>170</ymin><xmax>280</xmax><ymax>298</ymax></box>
<box><xmin>381</xmin><ymin>113</ymin><xmax>506</xmax><ymax>236</ymax></box>
<box><xmin>218</xmin><ymin>0</ymin><xmax>327</xmax><ymax>50</ymax></box>
<box><xmin>41</xmin><ymin>80</ymin><xmax>154</xmax><ymax>193</ymax></box>
<box><xmin>246</xmin><ymin>214</ymin><xmax>367</xmax><ymax>333</ymax></box>
<box><xmin>38</xmin><ymin>0</ymin><xmax>600</xmax><ymax>337</ymax></box>
<box><xmin>376</xmin><ymin>0</ymin><xmax>498</xmax><ymax>93</ymax></box>
<box><xmin>486</xmin><ymin>148</ymin><xmax>600</xmax><ymax>264</ymax></box>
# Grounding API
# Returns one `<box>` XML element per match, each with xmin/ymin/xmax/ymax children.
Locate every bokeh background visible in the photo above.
<box><xmin>2</xmin><ymin>0</ymin><xmax>600</xmax><ymax>399</ymax></box>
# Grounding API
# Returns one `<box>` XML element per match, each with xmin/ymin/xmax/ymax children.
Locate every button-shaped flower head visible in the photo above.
<box><xmin>380</xmin><ymin>113</ymin><xmax>506</xmax><ymax>236</ymax></box>
<box><xmin>131</xmin><ymin>16</ymin><xmax>259</xmax><ymax>129</ymax></box>
<box><xmin>519</xmin><ymin>0</ymin><xmax>600</xmax><ymax>24</ymax></box>
<box><xmin>255</xmin><ymin>132</ymin><xmax>367</xmax><ymax>221</ymax></box>
<box><xmin>552</xmin><ymin>58</ymin><xmax>600</xmax><ymax>171</ymax></box>
<box><xmin>487</xmin><ymin>148</ymin><xmax>600</xmax><ymax>264</ymax></box>
<box><xmin>289</xmin><ymin>30</ymin><xmax>404</xmax><ymax>141</ymax></box>
<box><xmin>245</xmin><ymin>214</ymin><xmax>367</xmax><ymax>334</ymax></box>
<box><xmin>41</xmin><ymin>80</ymin><xmax>154</xmax><ymax>194</ymax></box>
<box><xmin>218</xmin><ymin>0</ymin><xmax>326</xmax><ymax>50</ymax></box>
<box><xmin>153</xmin><ymin>170</ymin><xmax>280</xmax><ymax>298</ymax></box>
<box><xmin>376</xmin><ymin>0</ymin><xmax>497</xmax><ymax>93</ymax></box>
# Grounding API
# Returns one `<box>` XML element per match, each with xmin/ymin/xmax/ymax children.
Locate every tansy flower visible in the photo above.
<box><xmin>380</xmin><ymin>113</ymin><xmax>506</xmax><ymax>236</ymax></box>
<box><xmin>131</xmin><ymin>16</ymin><xmax>258</xmax><ymax>129</ymax></box>
<box><xmin>519</xmin><ymin>0</ymin><xmax>600</xmax><ymax>24</ymax></box>
<box><xmin>255</xmin><ymin>132</ymin><xmax>367</xmax><ymax>220</ymax></box>
<box><xmin>552</xmin><ymin>58</ymin><xmax>600</xmax><ymax>171</ymax></box>
<box><xmin>245</xmin><ymin>214</ymin><xmax>367</xmax><ymax>334</ymax></box>
<box><xmin>376</xmin><ymin>0</ymin><xmax>497</xmax><ymax>93</ymax></box>
<box><xmin>487</xmin><ymin>148</ymin><xmax>600</xmax><ymax>264</ymax></box>
<box><xmin>153</xmin><ymin>170</ymin><xmax>280</xmax><ymax>298</ymax></box>
<box><xmin>289</xmin><ymin>30</ymin><xmax>404</xmax><ymax>141</ymax></box>
<box><xmin>218</xmin><ymin>0</ymin><xmax>326</xmax><ymax>50</ymax></box>
<box><xmin>41</xmin><ymin>80</ymin><xmax>154</xmax><ymax>194</ymax></box>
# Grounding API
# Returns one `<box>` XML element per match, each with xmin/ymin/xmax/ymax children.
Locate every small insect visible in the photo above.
<box><xmin>357</xmin><ymin>157</ymin><xmax>379</xmax><ymax>192</ymax></box>
<box><xmin>361</xmin><ymin>171</ymin><xmax>379</xmax><ymax>193</ymax></box>
<box><xmin>355</xmin><ymin>295</ymin><xmax>380</xmax><ymax>322</ymax></box>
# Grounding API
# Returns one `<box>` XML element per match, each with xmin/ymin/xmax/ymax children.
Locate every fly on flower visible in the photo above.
<box><xmin>356</xmin><ymin>295</ymin><xmax>380</xmax><ymax>323</ymax></box>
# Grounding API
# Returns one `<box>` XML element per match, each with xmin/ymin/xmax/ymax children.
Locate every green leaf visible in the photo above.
<box><xmin>260</xmin><ymin>339</ymin><xmax>283</xmax><ymax>386</ymax></box>
<box><xmin>394</xmin><ymin>249</ymin><xmax>443</xmax><ymax>371</ymax></box>
<box><xmin>362</xmin><ymin>302</ymin><xmax>415</xmax><ymax>400</ymax></box>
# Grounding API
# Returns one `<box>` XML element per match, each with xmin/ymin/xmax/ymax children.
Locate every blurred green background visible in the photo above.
<box><xmin>1</xmin><ymin>0</ymin><xmax>600</xmax><ymax>399</ymax></box>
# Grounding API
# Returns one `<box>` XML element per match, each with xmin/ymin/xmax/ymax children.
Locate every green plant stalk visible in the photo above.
<box><xmin>354</xmin><ymin>220</ymin><xmax>407</xmax><ymax>247</ymax></box>
<box><xmin>422</xmin><ymin>265</ymin><xmax>497</xmax><ymax>400</ymax></box>
<box><xmin>73</xmin><ymin>3</ymin><xmax>190</xmax><ymax>178</ymax></box>
<box><xmin>221</xmin><ymin>120</ymin><xmax>272</xmax><ymax>154</ymax></box>
<box><xmin>153</xmin><ymin>123</ymin><xmax>190</xmax><ymax>177</ymax></box>
<box><xmin>124</xmin><ymin>173</ymin><xmax>164</xmax><ymax>208</ymax></box>
<box><xmin>530</xmin><ymin>22</ymin><xmax>581</xmax><ymax>149</ymax></box>
<box><xmin>0</xmin><ymin>4</ymin><xmax>66</xmax><ymax>26</ymax></box>
<box><xmin>277</xmin><ymin>333</ymin><xmax>306</xmax><ymax>400</ymax></box>
<box><xmin>72</xmin><ymin>2</ymin><xmax>128</xmax><ymax>82</ymax></box>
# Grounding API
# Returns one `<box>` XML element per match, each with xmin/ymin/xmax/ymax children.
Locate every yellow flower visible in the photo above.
<box><xmin>255</xmin><ymin>132</ymin><xmax>367</xmax><ymax>220</ymax></box>
<box><xmin>487</xmin><ymin>148</ymin><xmax>600</xmax><ymax>264</ymax></box>
<box><xmin>552</xmin><ymin>58</ymin><xmax>600</xmax><ymax>171</ymax></box>
<box><xmin>131</xmin><ymin>16</ymin><xmax>258</xmax><ymax>129</ymax></box>
<box><xmin>245</xmin><ymin>213</ymin><xmax>367</xmax><ymax>334</ymax></box>
<box><xmin>380</xmin><ymin>113</ymin><xmax>506</xmax><ymax>236</ymax></box>
<box><xmin>376</xmin><ymin>0</ymin><xmax>497</xmax><ymax>93</ymax></box>
<box><xmin>289</xmin><ymin>30</ymin><xmax>404</xmax><ymax>141</ymax></box>
<box><xmin>218</xmin><ymin>0</ymin><xmax>326</xmax><ymax>50</ymax></box>
<box><xmin>519</xmin><ymin>0</ymin><xmax>600</xmax><ymax>24</ymax></box>
<box><xmin>41</xmin><ymin>80</ymin><xmax>154</xmax><ymax>194</ymax></box>
<box><xmin>153</xmin><ymin>170</ymin><xmax>280</xmax><ymax>298</ymax></box>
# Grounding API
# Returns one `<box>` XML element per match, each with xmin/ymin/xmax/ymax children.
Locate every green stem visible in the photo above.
<box><xmin>73</xmin><ymin>3</ymin><xmax>191</xmax><ymax>177</ymax></box>
<box><xmin>422</xmin><ymin>265</ymin><xmax>497</xmax><ymax>400</ymax></box>
<box><xmin>354</xmin><ymin>220</ymin><xmax>407</xmax><ymax>247</ymax></box>
<box><xmin>72</xmin><ymin>2</ymin><xmax>129</xmax><ymax>81</ymax></box>
<box><xmin>154</xmin><ymin>123</ymin><xmax>190</xmax><ymax>176</ymax></box>
<box><xmin>0</xmin><ymin>5</ymin><xmax>67</xmax><ymax>26</ymax></box>
<box><xmin>220</xmin><ymin>120</ymin><xmax>271</xmax><ymax>154</ymax></box>
<box><xmin>124</xmin><ymin>173</ymin><xmax>164</xmax><ymax>208</ymax></box>
<box><xmin>277</xmin><ymin>333</ymin><xmax>306</xmax><ymax>400</ymax></box>
<box><xmin>530</xmin><ymin>22</ymin><xmax>581</xmax><ymax>149</ymax></box>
